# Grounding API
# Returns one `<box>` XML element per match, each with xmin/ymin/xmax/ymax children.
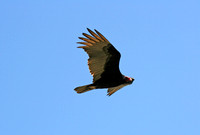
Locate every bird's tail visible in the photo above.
<box><xmin>74</xmin><ymin>84</ymin><xmax>96</xmax><ymax>94</ymax></box>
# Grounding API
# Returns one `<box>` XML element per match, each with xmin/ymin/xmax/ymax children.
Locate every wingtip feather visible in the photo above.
<box><xmin>79</xmin><ymin>37</ymin><xmax>96</xmax><ymax>44</ymax></box>
<box><xmin>82</xmin><ymin>33</ymin><xmax>99</xmax><ymax>42</ymax></box>
<box><xmin>94</xmin><ymin>29</ymin><xmax>109</xmax><ymax>42</ymax></box>
<box><xmin>77</xmin><ymin>42</ymin><xmax>92</xmax><ymax>46</ymax></box>
<box><xmin>77</xmin><ymin>46</ymin><xmax>85</xmax><ymax>48</ymax></box>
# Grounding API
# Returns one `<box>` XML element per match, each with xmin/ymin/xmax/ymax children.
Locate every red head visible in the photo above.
<box><xmin>123</xmin><ymin>76</ymin><xmax>134</xmax><ymax>84</ymax></box>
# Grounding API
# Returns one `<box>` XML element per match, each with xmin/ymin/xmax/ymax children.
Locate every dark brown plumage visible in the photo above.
<box><xmin>74</xmin><ymin>28</ymin><xmax>134</xmax><ymax>96</ymax></box>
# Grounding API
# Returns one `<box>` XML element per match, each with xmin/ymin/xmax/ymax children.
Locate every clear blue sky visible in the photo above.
<box><xmin>0</xmin><ymin>1</ymin><xmax>200</xmax><ymax>135</ymax></box>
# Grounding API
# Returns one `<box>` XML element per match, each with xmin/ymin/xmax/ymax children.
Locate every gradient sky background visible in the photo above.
<box><xmin>0</xmin><ymin>1</ymin><xmax>200</xmax><ymax>135</ymax></box>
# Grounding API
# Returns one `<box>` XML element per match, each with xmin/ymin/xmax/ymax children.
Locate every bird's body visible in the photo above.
<box><xmin>74</xmin><ymin>28</ymin><xmax>134</xmax><ymax>96</ymax></box>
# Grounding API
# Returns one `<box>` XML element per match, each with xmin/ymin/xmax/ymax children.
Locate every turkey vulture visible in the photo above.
<box><xmin>74</xmin><ymin>28</ymin><xmax>134</xmax><ymax>96</ymax></box>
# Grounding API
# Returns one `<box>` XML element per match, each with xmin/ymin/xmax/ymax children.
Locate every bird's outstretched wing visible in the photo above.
<box><xmin>77</xmin><ymin>28</ymin><xmax>121</xmax><ymax>82</ymax></box>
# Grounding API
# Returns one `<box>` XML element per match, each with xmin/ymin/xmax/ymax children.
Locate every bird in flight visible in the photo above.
<box><xmin>74</xmin><ymin>28</ymin><xmax>134</xmax><ymax>96</ymax></box>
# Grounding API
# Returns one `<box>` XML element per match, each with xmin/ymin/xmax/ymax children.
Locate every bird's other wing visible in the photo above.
<box><xmin>107</xmin><ymin>84</ymin><xmax>128</xmax><ymax>96</ymax></box>
<box><xmin>77</xmin><ymin>28</ymin><xmax>121</xmax><ymax>82</ymax></box>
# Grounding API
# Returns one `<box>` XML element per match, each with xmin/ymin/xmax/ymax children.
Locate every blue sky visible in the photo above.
<box><xmin>0</xmin><ymin>0</ymin><xmax>200</xmax><ymax>135</ymax></box>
